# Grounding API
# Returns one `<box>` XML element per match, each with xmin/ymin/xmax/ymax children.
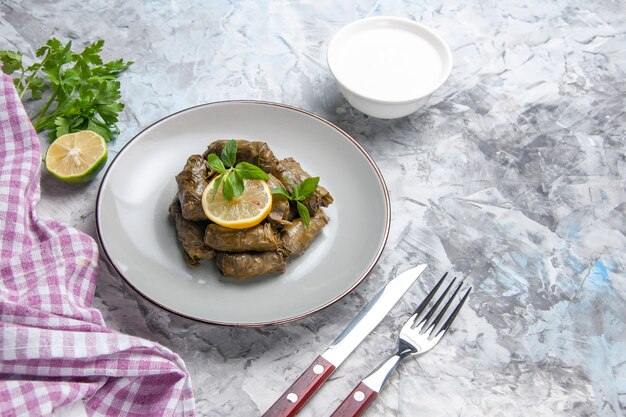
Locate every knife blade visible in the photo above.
<box><xmin>262</xmin><ymin>264</ymin><xmax>427</xmax><ymax>417</ymax></box>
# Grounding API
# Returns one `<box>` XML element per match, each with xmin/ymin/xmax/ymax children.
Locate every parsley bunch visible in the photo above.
<box><xmin>272</xmin><ymin>177</ymin><xmax>319</xmax><ymax>227</ymax></box>
<box><xmin>0</xmin><ymin>38</ymin><xmax>132</xmax><ymax>141</ymax></box>
<box><xmin>206</xmin><ymin>140</ymin><xmax>270</xmax><ymax>200</ymax></box>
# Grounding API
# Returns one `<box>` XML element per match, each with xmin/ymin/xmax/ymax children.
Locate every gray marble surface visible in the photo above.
<box><xmin>2</xmin><ymin>0</ymin><xmax>625</xmax><ymax>416</ymax></box>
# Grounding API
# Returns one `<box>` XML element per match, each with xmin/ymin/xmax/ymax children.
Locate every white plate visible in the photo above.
<box><xmin>96</xmin><ymin>101</ymin><xmax>389</xmax><ymax>327</ymax></box>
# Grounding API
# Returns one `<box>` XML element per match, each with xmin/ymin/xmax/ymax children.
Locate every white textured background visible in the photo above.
<box><xmin>1</xmin><ymin>1</ymin><xmax>625</xmax><ymax>416</ymax></box>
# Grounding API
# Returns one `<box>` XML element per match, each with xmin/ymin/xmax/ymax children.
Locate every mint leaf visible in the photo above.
<box><xmin>208</xmin><ymin>146</ymin><xmax>269</xmax><ymax>201</ymax></box>
<box><xmin>294</xmin><ymin>177</ymin><xmax>319</xmax><ymax>201</ymax></box>
<box><xmin>222</xmin><ymin>172</ymin><xmax>235</xmax><ymax>200</ymax></box>
<box><xmin>235</xmin><ymin>161</ymin><xmax>269</xmax><ymax>180</ymax></box>
<box><xmin>207</xmin><ymin>154</ymin><xmax>226</xmax><ymax>173</ymax></box>
<box><xmin>271</xmin><ymin>187</ymin><xmax>291</xmax><ymax>199</ymax></box>
<box><xmin>231</xmin><ymin>171</ymin><xmax>245</xmax><ymax>198</ymax></box>
<box><xmin>273</xmin><ymin>177</ymin><xmax>322</xmax><ymax>228</ymax></box>
<box><xmin>211</xmin><ymin>174</ymin><xmax>223</xmax><ymax>200</ymax></box>
<box><xmin>292</xmin><ymin>183</ymin><xmax>301</xmax><ymax>200</ymax></box>
<box><xmin>296</xmin><ymin>201</ymin><xmax>311</xmax><ymax>227</ymax></box>
<box><xmin>221</xmin><ymin>139</ymin><xmax>237</xmax><ymax>168</ymax></box>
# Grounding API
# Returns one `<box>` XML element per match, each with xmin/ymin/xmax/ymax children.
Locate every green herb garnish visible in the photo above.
<box><xmin>0</xmin><ymin>38</ymin><xmax>132</xmax><ymax>142</ymax></box>
<box><xmin>206</xmin><ymin>139</ymin><xmax>269</xmax><ymax>200</ymax></box>
<box><xmin>272</xmin><ymin>177</ymin><xmax>319</xmax><ymax>227</ymax></box>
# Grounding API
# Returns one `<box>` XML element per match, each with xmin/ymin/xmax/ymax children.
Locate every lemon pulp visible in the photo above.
<box><xmin>202</xmin><ymin>177</ymin><xmax>272</xmax><ymax>229</ymax></box>
<box><xmin>45</xmin><ymin>130</ymin><xmax>108</xmax><ymax>184</ymax></box>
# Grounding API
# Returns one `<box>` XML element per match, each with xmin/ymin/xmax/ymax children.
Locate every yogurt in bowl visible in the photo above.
<box><xmin>327</xmin><ymin>16</ymin><xmax>452</xmax><ymax>119</ymax></box>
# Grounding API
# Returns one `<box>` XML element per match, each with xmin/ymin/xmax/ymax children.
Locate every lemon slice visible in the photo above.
<box><xmin>202</xmin><ymin>177</ymin><xmax>272</xmax><ymax>229</ymax></box>
<box><xmin>44</xmin><ymin>130</ymin><xmax>108</xmax><ymax>184</ymax></box>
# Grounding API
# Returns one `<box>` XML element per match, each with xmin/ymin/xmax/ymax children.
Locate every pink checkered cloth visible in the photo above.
<box><xmin>0</xmin><ymin>73</ymin><xmax>196</xmax><ymax>416</ymax></box>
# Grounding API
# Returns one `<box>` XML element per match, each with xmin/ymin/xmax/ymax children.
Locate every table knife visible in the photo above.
<box><xmin>262</xmin><ymin>264</ymin><xmax>428</xmax><ymax>417</ymax></box>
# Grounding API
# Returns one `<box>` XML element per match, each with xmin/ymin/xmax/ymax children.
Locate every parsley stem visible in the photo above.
<box><xmin>16</xmin><ymin>67</ymin><xmax>26</xmax><ymax>94</ymax></box>
<box><xmin>33</xmin><ymin>111</ymin><xmax>56</xmax><ymax>132</ymax></box>
<box><xmin>18</xmin><ymin>66</ymin><xmax>38</xmax><ymax>100</ymax></box>
<box><xmin>18</xmin><ymin>77</ymin><xmax>30</xmax><ymax>100</ymax></box>
<box><xmin>6</xmin><ymin>38</ymin><xmax>131</xmax><ymax>141</ymax></box>
<box><xmin>31</xmin><ymin>89</ymin><xmax>58</xmax><ymax>125</ymax></box>
<box><xmin>18</xmin><ymin>51</ymin><xmax>49</xmax><ymax>100</ymax></box>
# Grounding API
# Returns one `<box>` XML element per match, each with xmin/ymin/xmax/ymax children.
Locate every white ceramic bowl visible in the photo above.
<box><xmin>327</xmin><ymin>16</ymin><xmax>453</xmax><ymax>119</ymax></box>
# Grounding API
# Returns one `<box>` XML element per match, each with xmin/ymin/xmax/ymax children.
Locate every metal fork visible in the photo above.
<box><xmin>330</xmin><ymin>273</ymin><xmax>471</xmax><ymax>417</ymax></box>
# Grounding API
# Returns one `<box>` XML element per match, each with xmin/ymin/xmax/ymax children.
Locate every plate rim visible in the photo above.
<box><xmin>95</xmin><ymin>100</ymin><xmax>391</xmax><ymax>327</ymax></box>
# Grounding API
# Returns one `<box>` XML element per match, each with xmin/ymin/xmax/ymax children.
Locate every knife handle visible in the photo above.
<box><xmin>330</xmin><ymin>381</ymin><xmax>377</xmax><ymax>417</ymax></box>
<box><xmin>262</xmin><ymin>355</ymin><xmax>336</xmax><ymax>417</ymax></box>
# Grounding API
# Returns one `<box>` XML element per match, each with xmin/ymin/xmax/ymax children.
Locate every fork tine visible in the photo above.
<box><xmin>402</xmin><ymin>272</ymin><xmax>448</xmax><ymax>332</ymax></box>
<box><xmin>419</xmin><ymin>276</ymin><xmax>456</xmax><ymax>328</ymax></box>
<box><xmin>425</xmin><ymin>280</ymin><xmax>464</xmax><ymax>335</ymax></box>
<box><xmin>435</xmin><ymin>287</ymin><xmax>472</xmax><ymax>337</ymax></box>
<box><xmin>412</xmin><ymin>272</ymin><xmax>448</xmax><ymax>319</ymax></box>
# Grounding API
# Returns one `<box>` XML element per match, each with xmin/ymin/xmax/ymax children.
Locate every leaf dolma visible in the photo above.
<box><xmin>277</xmin><ymin>157</ymin><xmax>333</xmax><ymax>214</ymax></box>
<box><xmin>169</xmin><ymin>198</ymin><xmax>214</xmax><ymax>265</ymax></box>
<box><xmin>280</xmin><ymin>210</ymin><xmax>329</xmax><ymax>257</ymax></box>
<box><xmin>215</xmin><ymin>251</ymin><xmax>286</xmax><ymax>279</ymax></box>
<box><xmin>202</xmin><ymin>140</ymin><xmax>280</xmax><ymax>177</ymax></box>
<box><xmin>266</xmin><ymin>174</ymin><xmax>291</xmax><ymax>228</ymax></box>
<box><xmin>204</xmin><ymin>222</ymin><xmax>280</xmax><ymax>252</ymax></box>
<box><xmin>175</xmin><ymin>155</ymin><xmax>210</xmax><ymax>221</ymax></box>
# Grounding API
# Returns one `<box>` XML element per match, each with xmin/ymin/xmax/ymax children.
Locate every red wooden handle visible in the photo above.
<box><xmin>330</xmin><ymin>381</ymin><xmax>378</xmax><ymax>417</ymax></box>
<box><xmin>263</xmin><ymin>355</ymin><xmax>336</xmax><ymax>417</ymax></box>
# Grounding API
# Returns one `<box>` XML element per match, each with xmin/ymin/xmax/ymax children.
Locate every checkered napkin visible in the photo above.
<box><xmin>0</xmin><ymin>73</ymin><xmax>196</xmax><ymax>416</ymax></box>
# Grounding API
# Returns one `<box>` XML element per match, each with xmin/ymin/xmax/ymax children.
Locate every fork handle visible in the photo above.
<box><xmin>331</xmin><ymin>350</ymin><xmax>411</xmax><ymax>417</ymax></box>
<box><xmin>329</xmin><ymin>381</ymin><xmax>377</xmax><ymax>417</ymax></box>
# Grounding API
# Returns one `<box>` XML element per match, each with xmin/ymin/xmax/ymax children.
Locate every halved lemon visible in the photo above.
<box><xmin>44</xmin><ymin>130</ymin><xmax>108</xmax><ymax>184</ymax></box>
<box><xmin>202</xmin><ymin>177</ymin><xmax>272</xmax><ymax>229</ymax></box>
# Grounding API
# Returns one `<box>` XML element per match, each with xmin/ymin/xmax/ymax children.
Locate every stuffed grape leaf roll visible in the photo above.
<box><xmin>204</xmin><ymin>222</ymin><xmax>280</xmax><ymax>252</ymax></box>
<box><xmin>280</xmin><ymin>210</ymin><xmax>329</xmax><ymax>257</ymax></box>
<box><xmin>171</xmin><ymin>139</ymin><xmax>334</xmax><ymax>280</ymax></box>
<box><xmin>266</xmin><ymin>174</ymin><xmax>291</xmax><ymax>228</ymax></box>
<box><xmin>175</xmin><ymin>155</ymin><xmax>210</xmax><ymax>221</ymax></box>
<box><xmin>169</xmin><ymin>198</ymin><xmax>214</xmax><ymax>265</ymax></box>
<box><xmin>277</xmin><ymin>157</ymin><xmax>333</xmax><ymax>214</ymax></box>
<box><xmin>202</xmin><ymin>139</ymin><xmax>280</xmax><ymax>177</ymax></box>
<box><xmin>215</xmin><ymin>251</ymin><xmax>286</xmax><ymax>279</ymax></box>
